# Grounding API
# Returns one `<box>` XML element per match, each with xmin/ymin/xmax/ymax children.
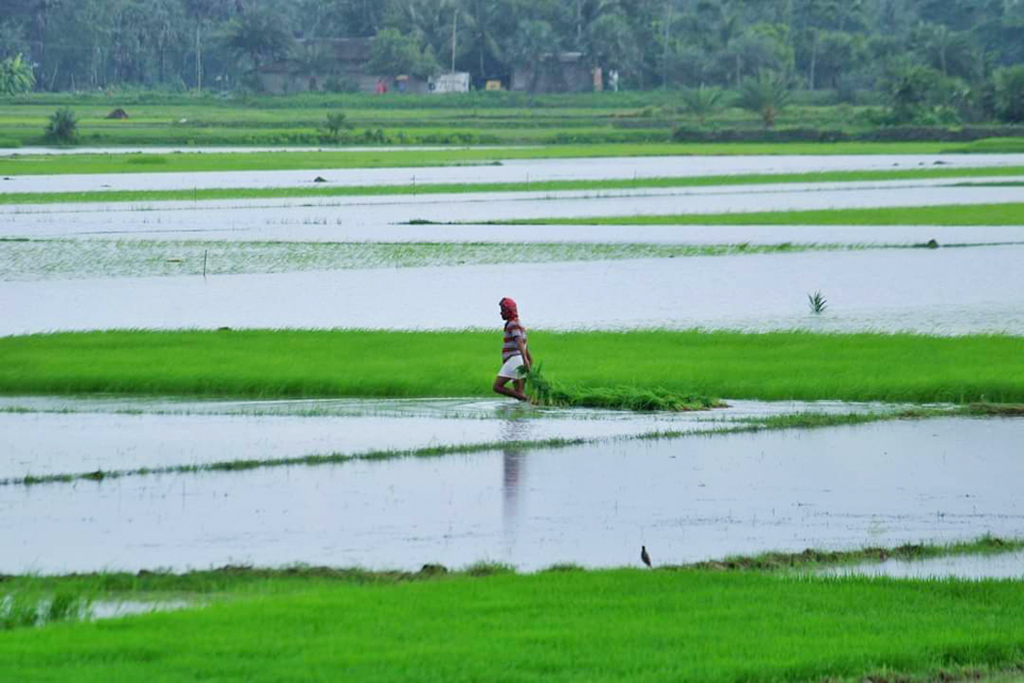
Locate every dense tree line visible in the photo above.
<box><xmin>1</xmin><ymin>0</ymin><xmax>1023</xmax><ymax>121</ymax></box>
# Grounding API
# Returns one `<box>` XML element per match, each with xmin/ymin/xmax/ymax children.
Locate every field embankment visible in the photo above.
<box><xmin>1</xmin><ymin>140</ymin><xmax>1023</xmax><ymax>177</ymax></box>
<box><xmin>503</xmin><ymin>202</ymin><xmax>1024</xmax><ymax>226</ymax></box>
<box><xmin>3</xmin><ymin>165</ymin><xmax>1024</xmax><ymax>206</ymax></box>
<box><xmin>2</xmin><ymin>329</ymin><xmax>1022</xmax><ymax>404</ymax></box>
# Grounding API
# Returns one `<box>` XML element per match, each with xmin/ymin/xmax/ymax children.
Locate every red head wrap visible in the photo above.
<box><xmin>499</xmin><ymin>297</ymin><xmax>518</xmax><ymax>321</ymax></box>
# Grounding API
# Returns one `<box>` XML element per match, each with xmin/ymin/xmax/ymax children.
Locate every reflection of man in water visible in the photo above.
<box><xmin>493</xmin><ymin>297</ymin><xmax>532</xmax><ymax>402</ymax></box>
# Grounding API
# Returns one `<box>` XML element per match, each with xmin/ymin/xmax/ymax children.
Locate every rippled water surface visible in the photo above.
<box><xmin>2</xmin><ymin>184</ymin><xmax>1021</xmax><ymax>239</ymax></box>
<box><xmin>4</xmin><ymin>245</ymin><xmax>1023</xmax><ymax>335</ymax></box>
<box><xmin>0</xmin><ymin>397</ymin><xmax>899</xmax><ymax>480</ymax></box>
<box><xmin>2</xmin><ymin>417</ymin><xmax>1020</xmax><ymax>573</ymax></box>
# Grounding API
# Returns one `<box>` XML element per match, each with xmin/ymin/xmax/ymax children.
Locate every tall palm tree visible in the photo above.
<box><xmin>739</xmin><ymin>69</ymin><xmax>791</xmax><ymax>129</ymax></box>
<box><xmin>458</xmin><ymin>0</ymin><xmax>507</xmax><ymax>83</ymax></box>
<box><xmin>510</xmin><ymin>19</ymin><xmax>559</xmax><ymax>92</ymax></box>
<box><xmin>225</xmin><ymin>10</ymin><xmax>294</xmax><ymax>80</ymax></box>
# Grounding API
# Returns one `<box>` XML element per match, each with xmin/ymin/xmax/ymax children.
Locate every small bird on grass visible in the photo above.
<box><xmin>641</xmin><ymin>545</ymin><xmax>652</xmax><ymax>568</ymax></box>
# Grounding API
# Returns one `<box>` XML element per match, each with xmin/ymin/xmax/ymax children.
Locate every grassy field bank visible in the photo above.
<box><xmin>4</xmin><ymin>165</ymin><xmax>1024</xmax><ymax>206</ymax></box>
<box><xmin>504</xmin><ymin>203</ymin><xmax>1024</xmax><ymax>226</ymax></box>
<box><xmin>3</xmin><ymin>330</ymin><xmax>1023</xmax><ymax>403</ymax></box>
<box><xmin>1</xmin><ymin>140</ymin><xmax>1022</xmax><ymax>177</ymax></box>
<box><xmin>2</xmin><ymin>567</ymin><xmax>1024</xmax><ymax>682</ymax></box>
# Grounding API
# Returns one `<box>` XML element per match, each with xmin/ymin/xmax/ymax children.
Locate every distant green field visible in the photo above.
<box><xmin>3</xmin><ymin>165</ymin><xmax>1024</xmax><ymax>205</ymax></box>
<box><xmin>0</xmin><ymin>94</ymin><xmax>876</xmax><ymax>147</ymax></box>
<box><xmin>2</xmin><ymin>567</ymin><xmax>1024</xmax><ymax>682</ymax></box>
<box><xmin>3</xmin><ymin>140</ymin><xmax>1024</xmax><ymax>177</ymax></box>
<box><xmin>3</xmin><ymin>329</ymin><xmax>1023</xmax><ymax>404</ymax></box>
<box><xmin>503</xmin><ymin>203</ymin><xmax>1024</xmax><ymax>226</ymax></box>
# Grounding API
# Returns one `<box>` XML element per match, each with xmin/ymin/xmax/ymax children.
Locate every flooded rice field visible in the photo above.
<box><xmin>1</xmin><ymin>239</ymin><xmax>892</xmax><ymax>282</ymax></box>
<box><xmin>4</xmin><ymin>154</ymin><xmax>1024</xmax><ymax>194</ymax></box>
<box><xmin>3</xmin><ymin>154</ymin><xmax>1023</xmax><ymax>578</ymax></box>
<box><xmin>3</xmin><ymin>183</ymin><xmax>1022</xmax><ymax>233</ymax></box>
<box><xmin>5</xmin><ymin>221</ymin><xmax>1021</xmax><ymax>248</ymax></box>
<box><xmin>0</xmin><ymin>397</ymin><xmax>895</xmax><ymax>480</ymax></box>
<box><xmin>3</xmin><ymin>245</ymin><xmax>1023</xmax><ymax>335</ymax></box>
<box><xmin>1</xmin><ymin>417</ymin><xmax>1020</xmax><ymax>574</ymax></box>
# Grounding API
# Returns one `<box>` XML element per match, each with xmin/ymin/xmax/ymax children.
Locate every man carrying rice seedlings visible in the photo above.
<box><xmin>493</xmin><ymin>297</ymin><xmax>533</xmax><ymax>402</ymax></box>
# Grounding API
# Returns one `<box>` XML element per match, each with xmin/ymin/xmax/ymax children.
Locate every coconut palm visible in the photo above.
<box><xmin>739</xmin><ymin>69</ymin><xmax>791</xmax><ymax>129</ymax></box>
<box><xmin>510</xmin><ymin>19</ymin><xmax>559</xmax><ymax>93</ymax></box>
<box><xmin>0</xmin><ymin>54</ymin><xmax>35</xmax><ymax>95</ymax></box>
<box><xmin>680</xmin><ymin>85</ymin><xmax>724</xmax><ymax>125</ymax></box>
<box><xmin>457</xmin><ymin>0</ymin><xmax>507</xmax><ymax>83</ymax></box>
<box><xmin>224</xmin><ymin>10</ymin><xmax>295</xmax><ymax>78</ymax></box>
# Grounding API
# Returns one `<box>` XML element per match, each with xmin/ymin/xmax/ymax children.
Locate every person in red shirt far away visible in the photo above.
<box><xmin>494</xmin><ymin>297</ymin><xmax>533</xmax><ymax>402</ymax></box>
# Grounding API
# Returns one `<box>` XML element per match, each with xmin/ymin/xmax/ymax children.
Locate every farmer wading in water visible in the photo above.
<box><xmin>494</xmin><ymin>297</ymin><xmax>533</xmax><ymax>402</ymax></box>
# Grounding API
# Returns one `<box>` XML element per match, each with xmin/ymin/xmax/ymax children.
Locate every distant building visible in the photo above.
<box><xmin>511</xmin><ymin>52</ymin><xmax>601</xmax><ymax>93</ymax></box>
<box><xmin>430</xmin><ymin>72</ymin><xmax>471</xmax><ymax>94</ymax></box>
<box><xmin>258</xmin><ymin>38</ymin><xmax>469</xmax><ymax>95</ymax></box>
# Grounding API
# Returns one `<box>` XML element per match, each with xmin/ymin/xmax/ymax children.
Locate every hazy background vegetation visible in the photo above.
<box><xmin>1</xmin><ymin>0</ymin><xmax>1023</xmax><ymax>126</ymax></box>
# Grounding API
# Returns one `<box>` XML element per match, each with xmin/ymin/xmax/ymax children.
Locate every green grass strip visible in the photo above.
<box><xmin>2</xmin><ymin>568</ymin><xmax>1024</xmax><ymax>681</ymax></box>
<box><xmin>500</xmin><ymin>202</ymin><xmax>1024</xmax><ymax>226</ymax></box>
<box><xmin>2</xmin><ymin>329</ymin><xmax>1023</xmax><ymax>404</ymax></box>
<box><xmin>4</xmin><ymin>536</ymin><xmax>1021</xmax><ymax>593</ymax></box>
<box><xmin>0</xmin><ymin>141</ymin><xmax>1021</xmax><ymax>177</ymax></box>
<box><xmin>3</xmin><ymin>165</ymin><xmax>1024</xmax><ymax>206</ymax></box>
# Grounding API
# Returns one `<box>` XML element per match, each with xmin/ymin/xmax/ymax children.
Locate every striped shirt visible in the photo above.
<box><xmin>502</xmin><ymin>319</ymin><xmax>528</xmax><ymax>362</ymax></box>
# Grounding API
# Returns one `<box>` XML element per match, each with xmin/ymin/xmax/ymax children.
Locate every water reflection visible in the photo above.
<box><xmin>499</xmin><ymin>408</ymin><xmax>532</xmax><ymax>551</ymax></box>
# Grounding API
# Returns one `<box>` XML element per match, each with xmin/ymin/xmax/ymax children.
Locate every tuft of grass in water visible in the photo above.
<box><xmin>524</xmin><ymin>362</ymin><xmax>723</xmax><ymax>412</ymax></box>
<box><xmin>0</xmin><ymin>595</ymin><xmax>39</xmax><ymax>630</ymax></box>
<box><xmin>0</xmin><ymin>591</ymin><xmax>89</xmax><ymax>631</ymax></box>
<box><xmin>808</xmin><ymin>290</ymin><xmax>828</xmax><ymax>314</ymax></box>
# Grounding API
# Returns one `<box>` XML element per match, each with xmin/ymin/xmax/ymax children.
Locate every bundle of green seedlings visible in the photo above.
<box><xmin>523</xmin><ymin>363</ymin><xmax>722</xmax><ymax>412</ymax></box>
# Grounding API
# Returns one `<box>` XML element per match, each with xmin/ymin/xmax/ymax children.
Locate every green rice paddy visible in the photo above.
<box><xmin>3</xmin><ymin>329</ymin><xmax>1022</xmax><ymax>404</ymax></box>
<box><xmin>502</xmin><ymin>202</ymin><xmax>1024</xmax><ymax>226</ymax></box>
<box><xmin>5</xmin><ymin>92</ymin><xmax>1024</xmax><ymax>683</ymax></box>
<box><xmin>3</xmin><ymin>565</ymin><xmax>1024</xmax><ymax>682</ymax></box>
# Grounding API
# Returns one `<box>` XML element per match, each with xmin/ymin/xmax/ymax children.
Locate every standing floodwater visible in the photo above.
<box><xmin>1</xmin><ymin>417</ymin><xmax>1021</xmax><ymax>573</ymax></box>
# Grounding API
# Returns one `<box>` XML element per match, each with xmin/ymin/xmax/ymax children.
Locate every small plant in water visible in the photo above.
<box><xmin>807</xmin><ymin>290</ymin><xmax>828</xmax><ymax>314</ymax></box>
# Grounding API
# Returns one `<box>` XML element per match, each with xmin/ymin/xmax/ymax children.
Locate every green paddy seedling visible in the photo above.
<box><xmin>524</xmin><ymin>363</ymin><xmax>722</xmax><ymax>412</ymax></box>
<box><xmin>808</xmin><ymin>290</ymin><xmax>828</xmax><ymax>314</ymax></box>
